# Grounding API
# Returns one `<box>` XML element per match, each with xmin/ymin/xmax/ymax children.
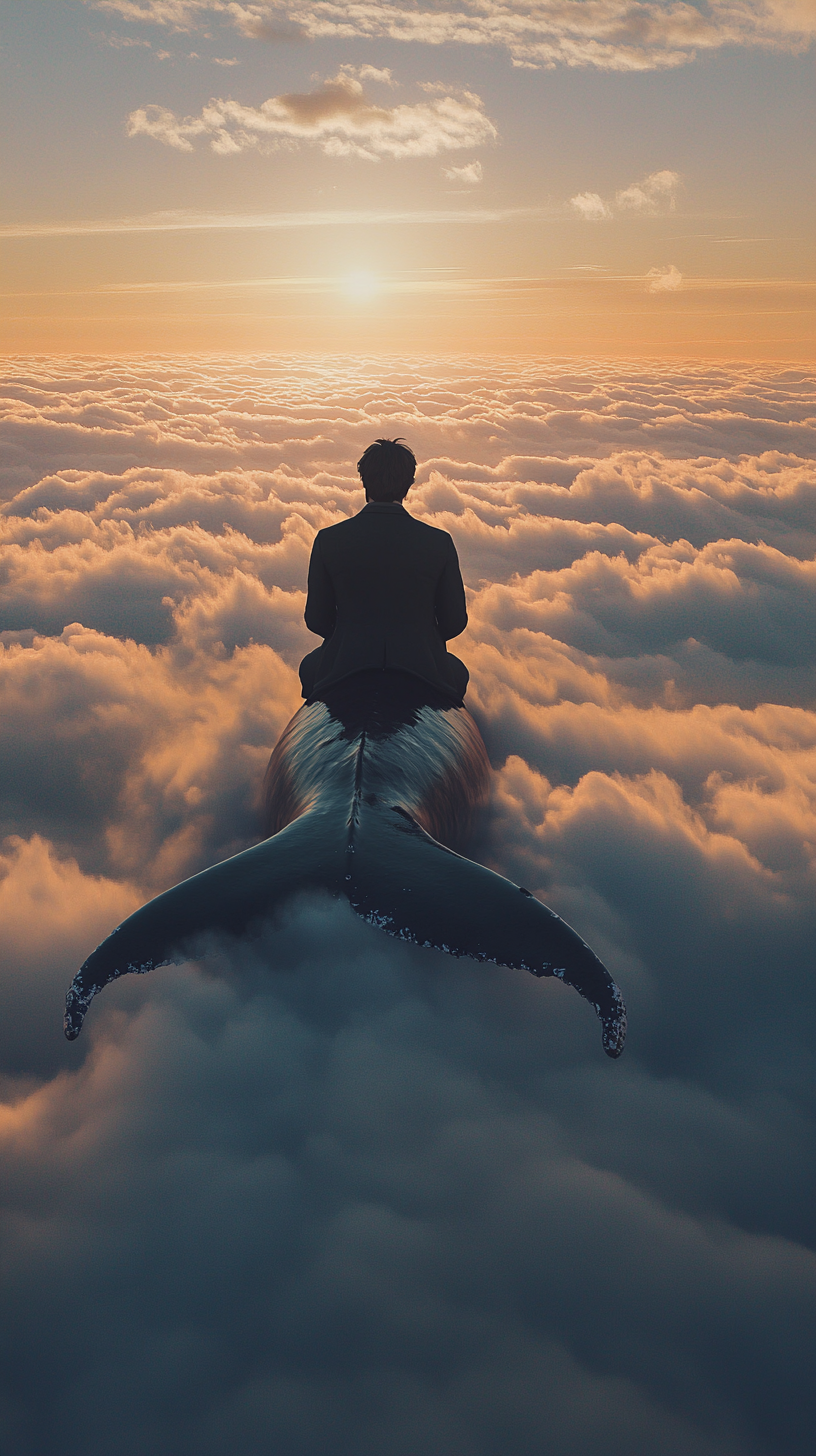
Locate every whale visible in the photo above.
<box><xmin>64</xmin><ymin>669</ymin><xmax>626</xmax><ymax>1057</ymax></box>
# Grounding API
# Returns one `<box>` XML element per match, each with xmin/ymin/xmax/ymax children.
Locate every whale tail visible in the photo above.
<box><xmin>65</xmin><ymin>674</ymin><xmax>625</xmax><ymax>1058</ymax></box>
<box><xmin>63</xmin><ymin>811</ymin><xmax>345</xmax><ymax>1041</ymax></box>
<box><xmin>65</xmin><ymin>797</ymin><xmax>625</xmax><ymax>1055</ymax></box>
<box><xmin>348</xmin><ymin>803</ymin><xmax>627</xmax><ymax>1058</ymax></box>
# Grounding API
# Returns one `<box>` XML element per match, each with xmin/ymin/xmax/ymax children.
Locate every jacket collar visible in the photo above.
<box><xmin>361</xmin><ymin>501</ymin><xmax>406</xmax><ymax>513</ymax></box>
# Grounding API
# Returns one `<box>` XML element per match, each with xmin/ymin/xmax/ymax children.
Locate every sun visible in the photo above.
<box><xmin>343</xmin><ymin>270</ymin><xmax>380</xmax><ymax>302</ymax></box>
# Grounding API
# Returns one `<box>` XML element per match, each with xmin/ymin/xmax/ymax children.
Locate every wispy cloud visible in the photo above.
<box><xmin>91</xmin><ymin>273</ymin><xmax>507</xmax><ymax>296</ymax></box>
<box><xmin>443</xmin><ymin>160</ymin><xmax>483</xmax><ymax>186</ymax></box>
<box><xmin>85</xmin><ymin>0</ymin><xmax>816</xmax><ymax>71</ymax></box>
<box><xmin>127</xmin><ymin>72</ymin><xmax>496</xmax><ymax>159</ymax></box>
<box><xmin>4</xmin><ymin>272</ymin><xmax>811</xmax><ymax>303</ymax></box>
<box><xmin>0</xmin><ymin>204</ymin><xmax>548</xmax><ymax>240</ymax></box>
<box><xmin>101</xmin><ymin>31</ymin><xmax>154</xmax><ymax>47</ymax></box>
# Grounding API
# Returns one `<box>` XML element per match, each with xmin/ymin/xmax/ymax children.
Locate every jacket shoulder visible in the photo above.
<box><xmin>315</xmin><ymin>514</ymin><xmax>365</xmax><ymax>544</ymax></box>
<box><xmin>400</xmin><ymin>514</ymin><xmax>458</xmax><ymax>557</ymax></box>
<box><xmin>318</xmin><ymin>510</ymin><xmax>455</xmax><ymax>553</ymax></box>
<box><xmin>407</xmin><ymin>515</ymin><xmax>453</xmax><ymax>543</ymax></box>
<box><xmin>314</xmin><ymin>517</ymin><xmax>346</xmax><ymax>539</ymax></box>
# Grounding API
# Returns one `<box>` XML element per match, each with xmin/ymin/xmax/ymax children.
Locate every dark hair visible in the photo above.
<box><xmin>357</xmin><ymin>438</ymin><xmax>416</xmax><ymax>501</ymax></box>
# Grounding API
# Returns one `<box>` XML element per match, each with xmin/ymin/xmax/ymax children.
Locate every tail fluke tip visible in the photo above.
<box><xmin>600</xmin><ymin>982</ymin><xmax>627</xmax><ymax>1059</ymax></box>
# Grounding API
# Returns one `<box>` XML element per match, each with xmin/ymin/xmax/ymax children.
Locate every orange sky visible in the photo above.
<box><xmin>1</xmin><ymin>1</ymin><xmax>814</xmax><ymax>356</ymax></box>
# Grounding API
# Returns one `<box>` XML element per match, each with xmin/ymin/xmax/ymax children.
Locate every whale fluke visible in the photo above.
<box><xmin>349</xmin><ymin>804</ymin><xmax>626</xmax><ymax>1057</ymax></box>
<box><xmin>65</xmin><ymin>671</ymin><xmax>626</xmax><ymax>1057</ymax></box>
<box><xmin>63</xmin><ymin>814</ymin><xmax>345</xmax><ymax>1040</ymax></box>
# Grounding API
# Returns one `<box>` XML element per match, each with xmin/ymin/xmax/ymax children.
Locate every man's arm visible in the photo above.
<box><xmin>434</xmin><ymin>537</ymin><xmax>468</xmax><ymax>641</ymax></box>
<box><xmin>304</xmin><ymin>534</ymin><xmax>336</xmax><ymax>638</ymax></box>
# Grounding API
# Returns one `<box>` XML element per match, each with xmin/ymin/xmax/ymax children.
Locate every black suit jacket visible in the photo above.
<box><xmin>299</xmin><ymin>501</ymin><xmax>469</xmax><ymax>700</ymax></box>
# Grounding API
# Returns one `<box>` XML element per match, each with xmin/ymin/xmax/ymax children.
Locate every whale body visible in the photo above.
<box><xmin>64</xmin><ymin>670</ymin><xmax>626</xmax><ymax>1057</ymax></box>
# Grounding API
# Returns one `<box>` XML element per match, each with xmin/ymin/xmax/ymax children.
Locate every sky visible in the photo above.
<box><xmin>1</xmin><ymin>0</ymin><xmax>815</xmax><ymax>354</ymax></box>
<box><xmin>0</xmin><ymin>356</ymin><xmax>814</xmax><ymax>1453</ymax></box>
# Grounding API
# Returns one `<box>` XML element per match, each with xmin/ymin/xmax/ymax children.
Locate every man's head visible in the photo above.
<box><xmin>357</xmin><ymin>438</ymin><xmax>416</xmax><ymax>502</ymax></box>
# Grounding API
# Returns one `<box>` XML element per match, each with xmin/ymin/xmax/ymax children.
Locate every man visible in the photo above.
<box><xmin>299</xmin><ymin>438</ymin><xmax>469</xmax><ymax>702</ymax></box>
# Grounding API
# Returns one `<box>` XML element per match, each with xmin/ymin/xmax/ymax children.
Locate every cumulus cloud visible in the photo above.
<box><xmin>0</xmin><ymin>356</ymin><xmax>814</xmax><ymax>1452</ymax></box>
<box><xmin>352</xmin><ymin>63</ymin><xmax>395</xmax><ymax>86</ymax></box>
<box><xmin>570</xmin><ymin>190</ymin><xmax>613</xmax><ymax>222</ymax></box>
<box><xmin>572</xmin><ymin>169</ymin><xmax>680</xmax><ymax>221</ymax></box>
<box><xmin>85</xmin><ymin>0</ymin><xmax>816</xmax><ymax>71</ymax></box>
<box><xmin>647</xmin><ymin>263</ymin><xmax>683</xmax><ymax>291</ymax></box>
<box><xmin>617</xmin><ymin>168</ymin><xmax>681</xmax><ymax>211</ymax></box>
<box><xmin>127</xmin><ymin>73</ymin><xmax>496</xmax><ymax>159</ymax></box>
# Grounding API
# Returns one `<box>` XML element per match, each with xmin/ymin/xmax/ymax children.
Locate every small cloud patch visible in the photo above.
<box><xmin>617</xmin><ymin>169</ymin><xmax>681</xmax><ymax>212</ymax></box>
<box><xmin>570</xmin><ymin>191</ymin><xmax>613</xmax><ymax>222</ymax></box>
<box><xmin>443</xmin><ymin>160</ymin><xmax>483</xmax><ymax>185</ymax></box>
<box><xmin>646</xmin><ymin>263</ymin><xmax>683</xmax><ymax>292</ymax></box>
<box><xmin>571</xmin><ymin>170</ymin><xmax>681</xmax><ymax>221</ymax></box>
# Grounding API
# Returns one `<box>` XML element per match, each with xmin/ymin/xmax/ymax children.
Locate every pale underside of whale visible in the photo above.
<box><xmin>64</xmin><ymin>671</ymin><xmax>626</xmax><ymax>1058</ymax></box>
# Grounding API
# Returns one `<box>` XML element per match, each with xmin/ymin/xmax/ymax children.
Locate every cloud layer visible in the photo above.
<box><xmin>0</xmin><ymin>356</ymin><xmax>814</xmax><ymax>1453</ymax></box>
<box><xmin>87</xmin><ymin>0</ymin><xmax>816</xmax><ymax>71</ymax></box>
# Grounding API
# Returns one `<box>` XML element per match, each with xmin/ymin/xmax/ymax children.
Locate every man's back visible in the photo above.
<box><xmin>301</xmin><ymin>501</ymin><xmax>468</xmax><ymax>700</ymax></box>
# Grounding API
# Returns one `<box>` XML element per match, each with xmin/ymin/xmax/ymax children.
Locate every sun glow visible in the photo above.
<box><xmin>343</xmin><ymin>270</ymin><xmax>380</xmax><ymax>302</ymax></box>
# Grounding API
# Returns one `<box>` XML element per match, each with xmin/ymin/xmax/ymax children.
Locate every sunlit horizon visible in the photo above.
<box><xmin>2</xmin><ymin>1</ymin><xmax>813</xmax><ymax>359</ymax></box>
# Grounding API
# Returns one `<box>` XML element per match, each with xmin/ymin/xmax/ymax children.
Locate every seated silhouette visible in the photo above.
<box><xmin>299</xmin><ymin>438</ymin><xmax>469</xmax><ymax>703</ymax></box>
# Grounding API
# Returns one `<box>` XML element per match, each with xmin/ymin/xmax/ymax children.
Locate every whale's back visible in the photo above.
<box><xmin>263</xmin><ymin>670</ymin><xmax>491</xmax><ymax>851</ymax></box>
